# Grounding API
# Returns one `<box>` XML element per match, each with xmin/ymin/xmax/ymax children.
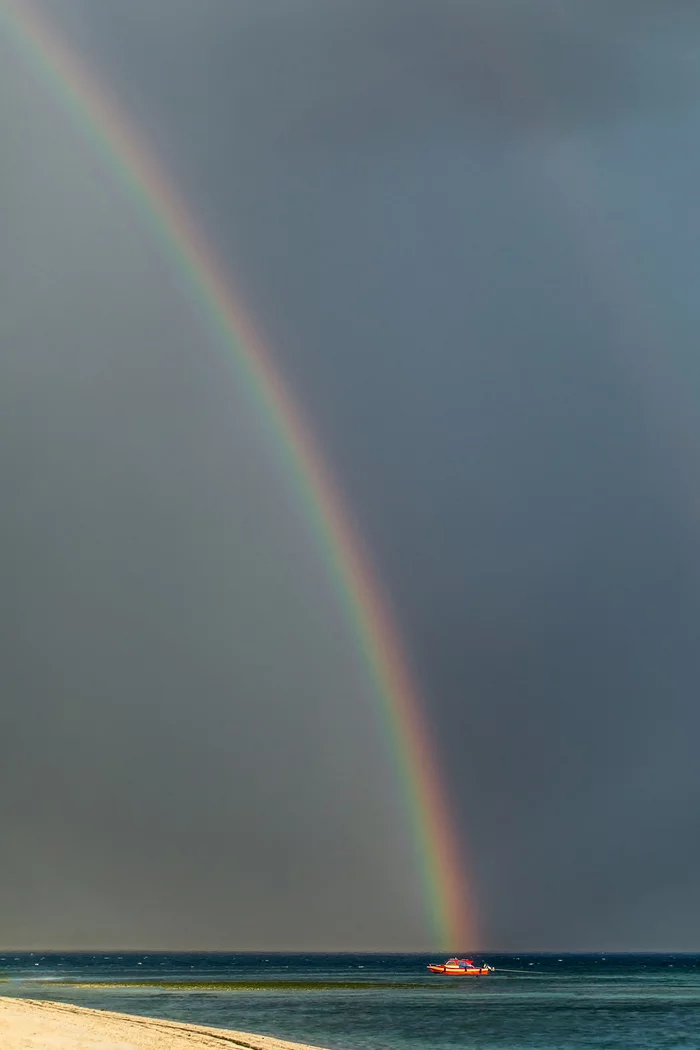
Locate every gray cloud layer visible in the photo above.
<box><xmin>47</xmin><ymin>0</ymin><xmax>700</xmax><ymax>145</ymax></box>
<box><xmin>3</xmin><ymin>0</ymin><xmax>700</xmax><ymax>949</ymax></box>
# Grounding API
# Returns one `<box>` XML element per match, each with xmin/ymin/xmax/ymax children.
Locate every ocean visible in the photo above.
<box><xmin>2</xmin><ymin>952</ymin><xmax>700</xmax><ymax>1050</ymax></box>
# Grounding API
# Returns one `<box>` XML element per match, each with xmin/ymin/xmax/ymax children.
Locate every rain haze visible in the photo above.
<box><xmin>2</xmin><ymin>0</ymin><xmax>700</xmax><ymax>952</ymax></box>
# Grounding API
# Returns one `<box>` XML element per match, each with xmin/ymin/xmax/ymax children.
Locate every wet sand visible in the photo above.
<box><xmin>0</xmin><ymin>996</ymin><xmax>332</xmax><ymax>1050</ymax></box>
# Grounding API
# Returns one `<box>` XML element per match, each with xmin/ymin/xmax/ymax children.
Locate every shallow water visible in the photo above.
<box><xmin>2</xmin><ymin>952</ymin><xmax>700</xmax><ymax>1050</ymax></box>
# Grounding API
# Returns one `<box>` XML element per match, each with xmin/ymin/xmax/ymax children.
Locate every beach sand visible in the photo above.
<box><xmin>0</xmin><ymin>996</ymin><xmax>331</xmax><ymax>1050</ymax></box>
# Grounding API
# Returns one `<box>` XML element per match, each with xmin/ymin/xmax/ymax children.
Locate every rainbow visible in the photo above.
<box><xmin>1</xmin><ymin>0</ymin><xmax>474</xmax><ymax>949</ymax></box>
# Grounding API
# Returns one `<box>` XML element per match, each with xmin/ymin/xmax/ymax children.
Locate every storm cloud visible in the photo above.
<box><xmin>43</xmin><ymin>0</ymin><xmax>700</xmax><ymax>144</ymax></box>
<box><xmin>3</xmin><ymin>0</ymin><xmax>700</xmax><ymax>950</ymax></box>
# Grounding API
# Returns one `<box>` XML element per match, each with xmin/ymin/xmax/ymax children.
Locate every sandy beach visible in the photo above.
<box><xmin>0</xmin><ymin>997</ymin><xmax>331</xmax><ymax>1050</ymax></box>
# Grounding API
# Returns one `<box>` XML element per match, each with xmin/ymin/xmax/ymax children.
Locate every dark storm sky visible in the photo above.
<box><xmin>3</xmin><ymin>0</ymin><xmax>700</xmax><ymax>950</ymax></box>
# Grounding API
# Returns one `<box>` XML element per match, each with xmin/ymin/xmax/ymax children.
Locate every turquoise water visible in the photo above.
<box><xmin>2</xmin><ymin>953</ymin><xmax>700</xmax><ymax>1049</ymax></box>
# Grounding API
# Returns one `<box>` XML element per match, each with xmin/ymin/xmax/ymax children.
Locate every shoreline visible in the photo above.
<box><xmin>0</xmin><ymin>996</ymin><xmax>332</xmax><ymax>1050</ymax></box>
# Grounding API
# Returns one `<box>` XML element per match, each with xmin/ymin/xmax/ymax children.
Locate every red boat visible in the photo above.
<box><xmin>427</xmin><ymin>957</ymin><xmax>492</xmax><ymax>976</ymax></box>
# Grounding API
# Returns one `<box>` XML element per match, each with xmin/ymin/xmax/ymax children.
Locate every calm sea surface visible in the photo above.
<box><xmin>2</xmin><ymin>952</ymin><xmax>700</xmax><ymax>1050</ymax></box>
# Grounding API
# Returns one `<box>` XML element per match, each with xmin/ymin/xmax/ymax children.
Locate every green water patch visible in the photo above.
<box><xmin>38</xmin><ymin>980</ymin><xmax>435</xmax><ymax>992</ymax></box>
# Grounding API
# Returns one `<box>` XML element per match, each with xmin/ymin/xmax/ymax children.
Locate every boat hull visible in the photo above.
<box><xmin>427</xmin><ymin>965</ymin><xmax>490</xmax><ymax>976</ymax></box>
